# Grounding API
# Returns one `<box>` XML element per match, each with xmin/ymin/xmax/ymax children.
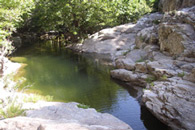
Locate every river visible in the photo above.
<box><xmin>11</xmin><ymin>41</ymin><xmax>168</xmax><ymax>130</ymax></box>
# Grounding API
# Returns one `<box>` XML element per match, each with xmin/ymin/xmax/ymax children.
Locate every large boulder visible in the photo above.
<box><xmin>0</xmin><ymin>102</ymin><xmax>132</xmax><ymax>130</ymax></box>
<box><xmin>142</xmin><ymin>78</ymin><xmax>195</xmax><ymax>130</ymax></box>
<box><xmin>159</xmin><ymin>0</ymin><xmax>195</xmax><ymax>12</ymax></box>
<box><xmin>111</xmin><ymin>69</ymin><xmax>148</xmax><ymax>87</ymax></box>
<box><xmin>158</xmin><ymin>23</ymin><xmax>195</xmax><ymax>57</ymax></box>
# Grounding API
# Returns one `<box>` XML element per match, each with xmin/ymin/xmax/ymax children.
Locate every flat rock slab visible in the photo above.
<box><xmin>0</xmin><ymin>102</ymin><xmax>132</xmax><ymax>130</ymax></box>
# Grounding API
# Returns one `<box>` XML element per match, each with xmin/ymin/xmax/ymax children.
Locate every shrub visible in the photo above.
<box><xmin>0</xmin><ymin>102</ymin><xmax>25</xmax><ymax>118</ymax></box>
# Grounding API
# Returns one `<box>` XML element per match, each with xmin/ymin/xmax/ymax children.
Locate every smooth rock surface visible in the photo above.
<box><xmin>0</xmin><ymin>102</ymin><xmax>132</xmax><ymax>130</ymax></box>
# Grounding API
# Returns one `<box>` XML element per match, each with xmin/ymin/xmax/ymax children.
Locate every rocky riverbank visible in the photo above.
<box><xmin>0</xmin><ymin>101</ymin><xmax>131</xmax><ymax>130</ymax></box>
<box><xmin>69</xmin><ymin>1</ymin><xmax>195</xmax><ymax>129</ymax></box>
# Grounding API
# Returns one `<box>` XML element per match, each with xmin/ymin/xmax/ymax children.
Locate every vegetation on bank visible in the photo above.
<box><xmin>0</xmin><ymin>0</ymin><xmax>159</xmax><ymax>48</ymax></box>
<box><xmin>0</xmin><ymin>0</ymin><xmax>35</xmax><ymax>57</ymax></box>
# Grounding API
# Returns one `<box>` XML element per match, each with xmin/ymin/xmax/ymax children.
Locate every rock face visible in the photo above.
<box><xmin>142</xmin><ymin>78</ymin><xmax>195</xmax><ymax>130</ymax></box>
<box><xmin>70</xmin><ymin>3</ymin><xmax>195</xmax><ymax>130</ymax></box>
<box><xmin>159</xmin><ymin>0</ymin><xmax>195</xmax><ymax>12</ymax></box>
<box><xmin>0</xmin><ymin>102</ymin><xmax>132</xmax><ymax>130</ymax></box>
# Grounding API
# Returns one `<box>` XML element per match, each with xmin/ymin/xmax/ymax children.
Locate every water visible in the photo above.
<box><xmin>11</xmin><ymin>41</ymin><xmax>168</xmax><ymax>130</ymax></box>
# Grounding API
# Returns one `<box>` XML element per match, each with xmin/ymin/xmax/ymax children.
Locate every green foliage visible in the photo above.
<box><xmin>160</xmin><ymin>75</ymin><xmax>168</xmax><ymax>80</ymax></box>
<box><xmin>0</xmin><ymin>0</ymin><xmax>160</xmax><ymax>48</ymax></box>
<box><xmin>150</xmin><ymin>82</ymin><xmax>154</xmax><ymax>87</ymax></box>
<box><xmin>178</xmin><ymin>72</ymin><xmax>185</xmax><ymax>78</ymax></box>
<box><xmin>145</xmin><ymin>75</ymin><xmax>156</xmax><ymax>83</ymax></box>
<box><xmin>27</xmin><ymin>0</ymin><xmax>159</xmax><ymax>42</ymax></box>
<box><xmin>0</xmin><ymin>102</ymin><xmax>25</xmax><ymax>118</ymax></box>
<box><xmin>0</xmin><ymin>0</ymin><xmax>35</xmax><ymax>55</ymax></box>
<box><xmin>77</xmin><ymin>103</ymin><xmax>90</xmax><ymax>109</ymax></box>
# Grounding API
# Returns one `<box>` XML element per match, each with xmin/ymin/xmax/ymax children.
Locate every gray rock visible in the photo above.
<box><xmin>0</xmin><ymin>102</ymin><xmax>132</xmax><ymax>130</ymax></box>
<box><xmin>143</xmin><ymin>78</ymin><xmax>195</xmax><ymax>130</ymax></box>
<box><xmin>135</xmin><ymin>62</ymin><xmax>148</xmax><ymax>73</ymax></box>
<box><xmin>184</xmin><ymin>68</ymin><xmax>195</xmax><ymax>83</ymax></box>
<box><xmin>125</xmin><ymin>49</ymin><xmax>148</xmax><ymax>62</ymax></box>
<box><xmin>115</xmin><ymin>58</ymin><xmax>135</xmax><ymax>70</ymax></box>
<box><xmin>111</xmin><ymin>69</ymin><xmax>147</xmax><ymax>87</ymax></box>
<box><xmin>135</xmin><ymin>26</ymin><xmax>158</xmax><ymax>49</ymax></box>
<box><xmin>146</xmin><ymin>59</ymin><xmax>178</xmax><ymax>78</ymax></box>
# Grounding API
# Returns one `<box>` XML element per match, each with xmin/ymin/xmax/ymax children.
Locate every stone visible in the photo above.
<box><xmin>180</xmin><ymin>63</ymin><xmax>195</xmax><ymax>72</ymax></box>
<box><xmin>125</xmin><ymin>49</ymin><xmax>148</xmax><ymax>62</ymax></box>
<box><xmin>184</xmin><ymin>68</ymin><xmax>195</xmax><ymax>83</ymax></box>
<box><xmin>135</xmin><ymin>62</ymin><xmax>148</xmax><ymax>73</ymax></box>
<box><xmin>143</xmin><ymin>78</ymin><xmax>195</xmax><ymax>130</ymax></box>
<box><xmin>78</xmin><ymin>26</ymin><xmax>136</xmax><ymax>57</ymax></box>
<box><xmin>111</xmin><ymin>69</ymin><xmax>147</xmax><ymax>87</ymax></box>
<box><xmin>159</xmin><ymin>0</ymin><xmax>195</xmax><ymax>12</ymax></box>
<box><xmin>135</xmin><ymin>26</ymin><xmax>158</xmax><ymax>49</ymax></box>
<box><xmin>158</xmin><ymin>23</ymin><xmax>195</xmax><ymax>56</ymax></box>
<box><xmin>146</xmin><ymin>59</ymin><xmax>178</xmax><ymax>78</ymax></box>
<box><xmin>115</xmin><ymin>58</ymin><xmax>135</xmax><ymax>70</ymax></box>
<box><xmin>0</xmin><ymin>102</ymin><xmax>132</xmax><ymax>130</ymax></box>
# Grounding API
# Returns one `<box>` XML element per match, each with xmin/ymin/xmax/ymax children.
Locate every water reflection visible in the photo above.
<box><xmin>11</xmin><ymin>41</ymin><xmax>168</xmax><ymax>130</ymax></box>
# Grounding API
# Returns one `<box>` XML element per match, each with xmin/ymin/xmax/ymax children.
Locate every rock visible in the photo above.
<box><xmin>0</xmin><ymin>117</ymin><xmax>91</xmax><ymax>130</ymax></box>
<box><xmin>78</xmin><ymin>25</ymin><xmax>136</xmax><ymax>57</ymax></box>
<box><xmin>115</xmin><ymin>59</ymin><xmax>135</xmax><ymax>70</ymax></box>
<box><xmin>184</xmin><ymin>68</ymin><xmax>195</xmax><ymax>83</ymax></box>
<box><xmin>0</xmin><ymin>102</ymin><xmax>132</xmax><ymax>130</ymax></box>
<box><xmin>135</xmin><ymin>26</ymin><xmax>158</xmax><ymax>49</ymax></box>
<box><xmin>135</xmin><ymin>62</ymin><xmax>148</xmax><ymax>73</ymax></box>
<box><xmin>142</xmin><ymin>78</ymin><xmax>195</xmax><ymax>130</ymax></box>
<box><xmin>158</xmin><ymin>23</ymin><xmax>195</xmax><ymax>57</ymax></box>
<box><xmin>180</xmin><ymin>63</ymin><xmax>195</xmax><ymax>72</ymax></box>
<box><xmin>125</xmin><ymin>49</ymin><xmax>148</xmax><ymax>62</ymax></box>
<box><xmin>146</xmin><ymin>59</ymin><xmax>178</xmax><ymax>78</ymax></box>
<box><xmin>111</xmin><ymin>69</ymin><xmax>147</xmax><ymax>87</ymax></box>
<box><xmin>159</xmin><ymin>0</ymin><xmax>195</xmax><ymax>12</ymax></box>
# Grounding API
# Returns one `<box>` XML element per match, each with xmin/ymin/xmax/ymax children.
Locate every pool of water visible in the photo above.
<box><xmin>11</xmin><ymin>41</ymin><xmax>168</xmax><ymax>130</ymax></box>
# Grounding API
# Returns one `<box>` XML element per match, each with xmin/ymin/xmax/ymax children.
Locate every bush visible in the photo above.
<box><xmin>27</xmin><ymin>0</ymin><xmax>159</xmax><ymax>42</ymax></box>
<box><xmin>0</xmin><ymin>102</ymin><xmax>25</xmax><ymax>118</ymax></box>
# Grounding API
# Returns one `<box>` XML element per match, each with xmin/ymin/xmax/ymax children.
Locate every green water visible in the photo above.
<box><xmin>11</xmin><ymin>41</ymin><xmax>168</xmax><ymax>130</ymax></box>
